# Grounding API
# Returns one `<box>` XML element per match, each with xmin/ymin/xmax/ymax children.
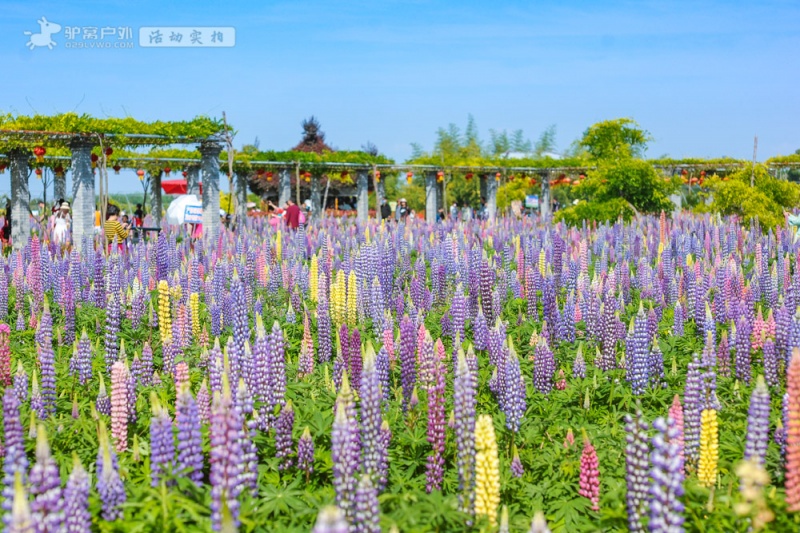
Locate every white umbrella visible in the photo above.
<box><xmin>165</xmin><ymin>194</ymin><xmax>202</xmax><ymax>225</ymax></box>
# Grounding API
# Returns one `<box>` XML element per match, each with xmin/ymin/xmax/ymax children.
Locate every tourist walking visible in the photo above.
<box><xmin>51</xmin><ymin>201</ymin><xmax>71</xmax><ymax>246</ymax></box>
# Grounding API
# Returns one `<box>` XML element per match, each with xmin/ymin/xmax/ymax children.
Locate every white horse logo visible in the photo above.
<box><xmin>24</xmin><ymin>17</ymin><xmax>62</xmax><ymax>50</ymax></box>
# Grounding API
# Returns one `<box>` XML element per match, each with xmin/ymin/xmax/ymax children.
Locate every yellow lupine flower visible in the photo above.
<box><xmin>474</xmin><ymin>414</ymin><xmax>500</xmax><ymax>525</ymax></box>
<box><xmin>157</xmin><ymin>280</ymin><xmax>172</xmax><ymax>344</ymax></box>
<box><xmin>698</xmin><ymin>408</ymin><xmax>719</xmax><ymax>488</ymax></box>
<box><xmin>538</xmin><ymin>249</ymin><xmax>546</xmax><ymax>276</ymax></box>
<box><xmin>189</xmin><ymin>292</ymin><xmax>200</xmax><ymax>338</ymax></box>
<box><xmin>275</xmin><ymin>230</ymin><xmax>282</xmax><ymax>261</ymax></box>
<box><xmin>309</xmin><ymin>254</ymin><xmax>319</xmax><ymax>303</ymax></box>
<box><xmin>347</xmin><ymin>271</ymin><xmax>358</xmax><ymax>327</ymax></box>
<box><xmin>332</xmin><ymin>270</ymin><xmax>346</xmax><ymax>327</ymax></box>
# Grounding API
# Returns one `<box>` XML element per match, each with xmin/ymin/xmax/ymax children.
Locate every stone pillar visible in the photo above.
<box><xmin>278</xmin><ymin>168</ymin><xmax>292</xmax><ymax>207</ymax></box>
<box><xmin>186</xmin><ymin>164</ymin><xmax>201</xmax><ymax>197</ymax></box>
<box><xmin>356</xmin><ymin>170</ymin><xmax>369</xmax><ymax>223</ymax></box>
<box><xmin>374</xmin><ymin>172</ymin><xmax>385</xmax><ymax>221</ymax></box>
<box><xmin>9</xmin><ymin>149</ymin><xmax>30</xmax><ymax>251</ymax></box>
<box><xmin>200</xmin><ymin>141</ymin><xmax>222</xmax><ymax>246</ymax></box>
<box><xmin>235</xmin><ymin>171</ymin><xmax>248</xmax><ymax>227</ymax></box>
<box><xmin>150</xmin><ymin>171</ymin><xmax>162</xmax><ymax>226</ymax></box>
<box><xmin>310</xmin><ymin>175</ymin><xmax>322</xmax><ymax>218</ymax></box>
<box><xmin>69</xmin><ymin>138</ymin><xmax>97</xmax><ymax>251</ymax></box>
<box><xmin>425</xmin><ymin>171</ymin><xmax>438</xmax><ymax>223</ymax></box>
<box><xmin>486</xmin><ymin>174</ymin><xmax>498</xmax><ymax>220</ymax></box>
<box><xmin>479</xmin><ymin>174</ymin><xmax>488</xmax><ymax>203</ymax></box>
<box><xmin>53</xmin><ymin>171</ymin><xmax>66</xmax><ymax>202</ymax></box>
<box><xmin>540</xmin><ymin>172</ymin><xmax>551</xmax><ymax>220</ymax></box>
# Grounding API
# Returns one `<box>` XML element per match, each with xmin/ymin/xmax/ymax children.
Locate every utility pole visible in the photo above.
<box><xmin>751</xmin><ymin>135</ymin><xmax>758</xmax><ymax>187</ymax></box>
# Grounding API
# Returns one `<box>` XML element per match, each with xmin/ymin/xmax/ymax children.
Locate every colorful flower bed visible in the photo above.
<box><xmin>1</xmin><ymin>213</ymin><xmax>799</xmax><ymax>531</ymax></box>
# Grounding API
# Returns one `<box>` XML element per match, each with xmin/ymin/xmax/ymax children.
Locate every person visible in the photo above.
<box><xmin>94</xmin><ymin>205</ymin><xmax>102</xmax><ymax>234</ymax></box>
<box><xmin>380</xmin><ymin>198</ymin><xmax>391</xmax><ymax>220</ymax></box>
<box><xmin>437</xmin><ymin>208</ymin><xmax>445</xmax><ymax>223</ymax></box>
<box><xmin>133</xmin><ymin>204</ymin><xmax>144</xmax><ymax>227</ymax></box>
<box><xmin>51</xmin><ymin>201</ymin><xmax>71</xmax><ymax>246</ymax></box>
<box><xmin>449</xmin><ymin>202</ymin><xmax>458</xmax><ymax>221</ymax></box>
<box><xmin>395</xmin><ymin>198</ymin><xmax>409</xmax><ymax>222</ymax></box>
<box><xmin>121</xmin><ymin>214</ymin><xmax>130</xmax><ymax>226</ymax></box>
<box><xmin>284</xmin><ymin>199</ymin><xmax>301</xmax><ymax>230</ymax></box>
<box><xmin>2</xmin><ymin>200</ymin><xmax>10</xmax><ymax>246</ymax></box>
<box><xmin>104</xmin><ymin>204</ymin><xmax>130</xmax><ymax>253</ymax></box>
<box><xmin>479</xmin><ymin>197</ymin><xmax>488</xmax><ymax>220</ymax></box>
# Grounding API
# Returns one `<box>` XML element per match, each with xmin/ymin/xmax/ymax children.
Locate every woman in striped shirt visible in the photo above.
<box><xmin>105</xmin><ymin>204</ymin><xmax>130</xmax><ymax>253</ymax></box>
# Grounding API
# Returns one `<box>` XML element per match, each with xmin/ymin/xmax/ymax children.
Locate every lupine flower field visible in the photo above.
<box><xmin>2</xmin><ymin>212</ymin><xmax>800</xmax><ymax>532</ymax></box>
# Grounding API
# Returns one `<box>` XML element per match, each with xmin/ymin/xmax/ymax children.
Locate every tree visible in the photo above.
<box><xmin>361</xmin><ymin>141</ymin><xmax>379</xmax><ymax>156</ymax></box>
<box><xmin>293</xmin><ymin>116</ymin><xmax>333</xmax><ymax>153</ymax></box>
<box><xmin>533</xmin><ymin>125</ymin><xmax>557</xmax><ymax>157</ymax></box>
<box><xmin>579</xmin><ymin>118</ymin><xmax>651</xmax><ymax>160</ymax></box>
<box><xmin>698</xmin><ymin>163</ymin><xmax>800</xmax><ymax>230</ymax></box>
<box><xmin>555</xmin><ymin>158</ymin><xmax>678</xmax><ymax>225</ymax></box>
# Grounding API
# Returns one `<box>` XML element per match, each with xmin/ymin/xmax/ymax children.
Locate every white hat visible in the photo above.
<box><xmin>399</xmin><ymin>198</ymin><xmax>407</xmax><ymax>203</ymax></box>
<box><xmin>60</xmin><ymin>202</ymin><xmax>70</xmax><ymax>210</ymax></box>
<box><xmin>219</xmin><ymin>209</ymin><xmax>226</xmax><ymax>216</ymax></box>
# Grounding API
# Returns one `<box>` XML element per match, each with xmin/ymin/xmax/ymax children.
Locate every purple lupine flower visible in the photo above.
<box><xmin>312</xmin><ymin>506</ymin><xmax>349</xmax><ymax>533</ymax></box>
<box><xmin>349</xmin><ymin>327</ymin><xmax>363</xmax><ymax>392</ymax></box>
<box><xmin>297</xmin><ymin>427</ymin><xmax>315</xmax><ymax>478</ymax></box>
<box><xmin>735</xmin><ymin>314</ymin><xmax>753</xmax><ymax>385</ymax></box>
<box><xmin>62</xmin><ymin>277</ymin><xmax>76</xmax><ymax>345</ymax></box>
<box><xmin>175</xmin><ymin>385</ymin><xmax>204</xmax><ymax>485</ymax></box>
<box><xmin>139</xmin><ymin>342</ymin><xmax>153</xmax><ymax>387</ymax></box>
<box><xmin>266</xmin><ymin>321</ymin><xmax>287</xmax><ymax>413</ymax></box>
<box><xmin>649</xmin><ymin>417</ymin><xmax>684</xmax><ymax>531</ymax></box>
<box><xmin>776</xmin><ymin>392</ymin><xmax>789</xmax><ymax>462</ymax></box>
<box><xmin>454</xmin><ymin>349</ymin><xmax>476</xmax><ymax>513</ymax></box>
<box><xmin>672</xmin><ymin>301</ymin><xmax>684</xmax><ymax>337</ymax></box>
<box><xmin>3</xmin><ymin>388</ymin><xmax>27</xmax><ymax>527</ymax></box>
<box><xmin>375</xmin><ymin>346</ymin><xmax>390</xmax><ymax>404</ymax></box>
<box><xmin>149</xmin><ymin>394</ymin><xmax>175</xmax><ymax>487</ymax></box>
<box><xmin>763</xmin><ymin>339</ymin><xmax>779</xmax><ymax>388</ymax></box>
<box><xmin>426</xmin><ymin>359</ymin><xmax>446</xmax><ymax>492</ymax></box>
<box><xmin>360</xmin><ymin>345</ymin><xmax>386</xmax><ymax>490</ymax></box>
<box><xmin>353</xmin><ymin>475</ymin><xmax>380</xmax><ymax>533</ymax></box>
<box><xmin>275</xmin><ymin>400</ymin><xmax>295</xmax><ymax>470</ymax></box>
<box><xmin>317</xmin><ymin>293</ymin><xmax>333</xmax><ymax>363</ymax></box>
<box><xmin>69</xmin><ymin>330</ymin><xmax>92</xmax><ymax>385</ymax></box>
<box><xmin>30</xmin><ymin>424</ymin><xmax>64</xmax><ymax>531</ymax></box>
<box><xmin>96</xmin><ymin>375</ymin><xmax>110</xmax><ymax>416</ymax></box>
<box><xmin>30</xmin><ymin>371</ymin><xmax>45</xmax><ymax>420</ymax></box>
<box><xmin>399</xmin><ymin>315</ymin><xmax>417</xmax><ymax>410</ymax></box>
<box><xmin>104</xmin><ymin>286</ymin><xmax>121</xmax><ymax>372</ymax></box>
<box><xmin>13</xmin><ymin>361</ymin><xmax>27</xmax><ymax>403</ymax></box>
<box><xmin>37</xmin><ymin>302</ymin><xmax>56</xmax><ymax>419</ymax></box>
<box><xmin>230</xmin><ymin>272</ymin><xmax>248</xmax><ymax>351</ymax></box>
<box><xmin>573</xmin><ymin>343</ymin><xmax>586</xmax><ymax>379</ymax></box>
<box><xmin>473</xmin><ymin>308</ymin><xmax>489</xmax><ymax>351</ymax></box>
<box><xmin>502</xmin><ymin>347</ymin><xmax>527</xmax><ymax>432</ymax></box>
<box><xmin>744</xmin><ymin>375</ymin><xmax>771</xmax><ymax>465</ymax></box>
<box><xmin>648</xmin><ymin>341</ymin><xmax>665</xmax><ymax>387</ymax></box>
<box><xmin>511</xmin><ymin>446</ymin><xmax>524</xmax><ymax>478</ymax></box>
<box><xmin>209</xmin><ymin>338</ymin><xmax>224</xmax><ymax>394</ymax></box>
<box><xmin>451</xmin><ymin>284</ymin><xmax>467</xmax><ymax>341</ymax></box>
<box><xmin>332</xmin><ymin>401</ymin><xmax>360</xmax><ymax>523</ymax></box>
<box><xmin>126</xmin><ymin>360</ymin><xmax>138</xmax><ymax>424</ymax></box>
<box><xmin>626</xmin><ymin>306</ymin><xmax>650</xmax><ymax>396</ymax></box>
<box><xmin>683</xmin><ymin>355</ymin><xmax>703</xmax><ymax>471</ymax></box>
<box><xmin>533</xmin><ymin>338</ymin><xmax>556</xmax><ymax>395</ymax></box>
<box><xmin>96</xmin><ymin>424</ymin><xmax>126</xmax><ymax>522</ymax></box>
<box><xmin>624</xmin><ymin>411</ymin><xmax>649</xmax><ymax>533</ymax></box>
<box><xmin>210</xmin><ymin>377</ymin><xmax>244</xmax><ymax>532</ymax></box>
<box><xmin>63</xmin><ymin>456</ymin><xmax>90</xmax><ymax>533</ymax></box>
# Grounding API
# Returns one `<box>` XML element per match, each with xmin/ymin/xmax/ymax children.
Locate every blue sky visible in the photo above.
<box><xmin>1</xmin><ymin>0</ymin><xmax>799</xmax><ymax>195</ymax></box>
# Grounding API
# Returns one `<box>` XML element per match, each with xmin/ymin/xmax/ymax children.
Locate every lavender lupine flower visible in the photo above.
<box><xmin>312</xmin><ymin>506</ymin><xmax>349</xmax><ymax>533</ymax></box>
<box><xmin>626</xmin><ymin>307</ymin><xmax>650</xmax><ymax>396</ymax></box>
<box><xmin>210</xmin><ymin>376</ymin><xmax>244</xmax><ymax>532</ymax></box>
<box><xmin>744</xmin><ymin>375</ymin><xmax>771</xmax><ymax>465</ymax></box>
<box><xmin>376</xmin><ymin>346</ymin><xmax>390</xmax><ymax>404</ymax></box>
<box><xmin>318</xmin><ymin>292</ymin><xmax>333</xmax><ymax>364</ymax></box>
<box><xmin>297</xmin><ymin>427</ymin><xmax>315</xmax><ymax>478</ymax></box>
<box><xmin>624</xmin><ymin>412</ymin><xmax>649</xmax><ymax>533</ymax></box>
<box><xmin>197</xmin><ymin>379</ymin><xmax>211</xmax><ymax>424</ymax></box>
<box><xmin>502</xmin><ymin>345</ymin><xmax>526</xmax><ymax>432</ymax></box>
<box><xmin>572</xmin><ymin>343</ymin><xmax>586</xmax><ymax>379</ymax></box>
<box><xmin>735</xmin><ymin>314</ymin><xmax>753</xmax><ymax>385</ymax></box>
<box><xmin>266</xmin><ymin>321</ymin><xmax>287</xmax><ymax>414</ymax></box>
<box><xmin>69</xmin><ymin>330</ymin><xmax>92</xmax><ymax>385</ymax></box>
<box><xmin>175</xmin><ymin>385</ymin><xmax>204</xmax><ymax>486</ymax></box>
<box><xmin>451</xmin><ymin>284</ymin><xmax>467</xmax><ymax>341</ymax></box>
<box><xmin>353</xmin><ymin>474</ymin><xmax>380</xmax><ymax>533</ymax></box>
<box><xmin>8</xmin><ymin>472</ymin><xmax>32</xmax><ymax>533</ymax></box>
<box><xmin>96</xmin><ymin>422</ymin><xmax>126</xmax><ymax>522</ymax></box>
<box><xmin>683</xmin><ymin>355</ymin><xmax>703</xmax><ymax>471</ymax></box>
<box><xmin>149</xmin><ymin>394</ymin><xmax>175</xmax><ymax>487</ymax></box>
<box><xmin>360</xmin><ymin>345</ymin><xmax>386</xmax><ymax>490</ymax></box>
<box><xmin>348</xmin><ymin>327</ymin><xmax>363</xmax><ymax>392</ymax></box>
<box><xmin>30</xmin><ymin>424</ymin><xmax>64</xmax><ymax>531</ymax></box>
<box><xmin>275</xmin><ymin>400</ymin><xmax>295</xmax><ymax>470</ymax></box>
<box><xmin>104</xmin><ymin>287</ymin><xmax>121</xmax><ymax>372</ymax></box>
<box><xmin>332</xmin><ymin>402</ymin><xmax>360</xmax><ymax>524</ymax></box>
<box><xmin>511</xmin><ymin>445</ymin><xmax>525</xmax><ymax>478</ymax></box>
<box><xmin>30</xmin><ymin>371</ymin><xmax>45</xmax><ymax>420</ymax></box>
<box><xmin>3</xmin><ymin>388</ymin><xmax>28</xmax><ymax>527</ymax></box>
<box><xmin>672</xmin><ymin>301</ymin><xmax>684</xmax><ymax>337</ymax></box>
<box><xmin>454</xmin><ymin>349</ymin><xmax>477</xmax><ymax>514</ymax></box>
<box><xmin>473</xmin><ymin>307</ymin><xmax>489</xmax><ymax>351</ymax></box>
<box><xmin>649</xmin><ymin>417</ymin><xmax>685</xmax><ymax>532</ymax></box>
<box><xmin>426</xmin><ymin>359</ymin><xmax>446</xmax><ymax>492</ymax></box>
<box><xmin>399</xmin><ymin>315</ymin><xmax>417</xmax><ymax>410</ymax></box>
<box><xmin>717</xmin><ymin>330</ymin><xmax>731</xmax><ymax>378</ymax></box>
<box><xmin>763</xmin><ymin>339</ymin><xmax>779</xmax><ymax>388</ymax></box>
<box><xmin>96</xmin><ymin>375</ymin><xmax>110</xmax><ymax>416</ymax></box>
<box><xmin>140</xmin><ymin>342</ymin><xmax>153</xmax><ymax>387</ymax></box>
<box><xmin>13</xmin><ymin>361</ymin><xmax>27</xmax><ymax>403</ymax></box>
<box><xmin>533</xmin><ymin>338</ymin><xmax>556</xmax><ymax>395</ymax></box>
<box><xmin>63</xmin><ymin>456</ymin><xmax>90</xmax><ymax>533</ymax></box>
